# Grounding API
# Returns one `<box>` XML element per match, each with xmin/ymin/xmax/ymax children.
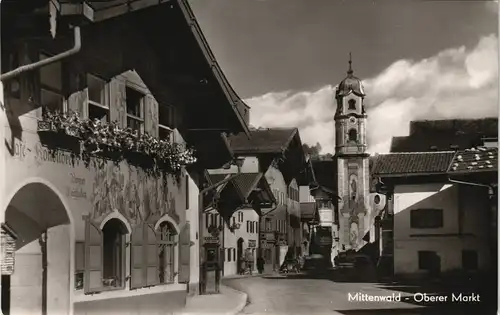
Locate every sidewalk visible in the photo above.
<box><xmin>174</xmin><ymin>285</ymin><xmax>248</xmax><ymax>315</ymax></box>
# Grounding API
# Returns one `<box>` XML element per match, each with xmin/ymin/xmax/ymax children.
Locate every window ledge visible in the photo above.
<box><xmin>73</xmin><ymin>282</ymin><xmax>186</xmax><ymax>303</ymax></box>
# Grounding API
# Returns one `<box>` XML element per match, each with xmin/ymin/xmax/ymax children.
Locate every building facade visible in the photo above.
<box><xmin>1</xmin><ymin>1</ymin><xmax>250</xmax><ymax>314</ymax></box>
<box><xmin>372</xmin><ymin>142</ymin><xmax>498</xmax><ymax>280</ymax></box>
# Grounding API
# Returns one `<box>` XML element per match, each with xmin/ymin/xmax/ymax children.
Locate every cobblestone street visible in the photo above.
<box><xmin>223</xmin><ymin>274</ymin><xmax>497</xmax><ymax>315</ymax></box>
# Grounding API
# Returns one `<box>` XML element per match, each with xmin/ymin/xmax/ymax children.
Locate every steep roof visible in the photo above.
<box><xmin>231</xmin><ymin>173</ymin><xmax>263</xmax><ymax>199</ymax></box>
<box><xmin>310</xmin><ymin>158</ymin><xmax>337</xmax><ymax>192</ymax></box>
<box><xmin>448</xmin><ymin>147</ymin><xmax>498</xmax><ymax>174</ymax></box>
<box><xmin>228</xmin><ymin>128</ymin><xmax>298</xmax><ymax>154</ymax></box>
<box><xmin>371</xmin><ymin>152</ymin><xmax>456</xmax><ymax>176</ymax></box>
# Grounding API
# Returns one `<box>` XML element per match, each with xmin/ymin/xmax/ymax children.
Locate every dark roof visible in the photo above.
<box><xmin>208</xmin><ymin>174</ymin><xmax>229</xmax><ymax>186</ymax></box>
<box><xmin>391</xmin><ymin>118</ymin><xmax>498</xmax><ymax>152</ymax></box>
<box><xmin>371</xmin><ymin>152</ymin><xmax>456</xmax><ymax>176</ymax></box>
<box><xmin>409</xmin><ymin>118</ymin><xmax>498</xmax><ymax>137</ymax></box>
<box><xmin>228</xmin><ymin>128</ymin><xmax>298</xmax><ymax>154</ymax></box>
<box><xmin>300</xmin><ymin>202</ymin><xmax>317</xmax><ymax>221</ymax></box>
<box><xmin>310</xmin><ymin>159</ymin><xmax>337</xmax><ymax>192</ymax></box>
<box><xmin>390</xmin><ymin>134</ymin><xmax>483</xmax><ymax>153</ymax></box>
<box><xmin>231</xmin><ymin>173</ymin><xmax>262</xmax><ymax>199</ymax></box>
<box><xmin>448</xmin><ymin>147</ymin><xmax>498</xmax><ymax>174</ymax></box>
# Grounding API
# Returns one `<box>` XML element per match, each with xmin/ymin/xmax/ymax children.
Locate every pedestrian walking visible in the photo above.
<box><xmin>257</xmin><ymin>256</ymin><xmax>265</xmax><ymax>274</ymax></box>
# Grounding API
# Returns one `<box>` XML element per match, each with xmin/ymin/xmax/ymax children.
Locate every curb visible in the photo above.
<box><xmin>219</xmin><ymin>285</ymin><xmax>248</xmax><ymax>315</ymax></box>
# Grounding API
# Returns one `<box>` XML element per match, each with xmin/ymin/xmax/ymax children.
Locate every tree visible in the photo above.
<box><xmin>302</xmin><ymin>142</ymin><xmax>322</xmax><ymax>158</ymax></box>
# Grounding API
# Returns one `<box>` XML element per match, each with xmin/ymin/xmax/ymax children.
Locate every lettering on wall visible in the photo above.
<box><xmin>66</xmin><ymin>172</ymin><xmax>87</xmax><ymax>199</ymax></box>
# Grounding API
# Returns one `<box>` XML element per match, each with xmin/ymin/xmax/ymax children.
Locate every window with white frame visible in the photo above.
<box><xmin>102</xmin><ymin>219</ymin><xmax>127</xmax><ymax>288</ymax></box>
<box><xmin>87</xmin><ymin>74</ymin><xmax>109</xmax><ymax>123</ymax></box>
<box><xmin>158</xmin><ymin>222</ymin><xmax>177</xmax><ymax>284</ymax></box>
<box><xmin>40</xmin><ymin>53</ymin><xmax>65</xmax><ymax>114</ymax></box>
<box><xmin>126</xmin><ymin>87</ymin><xmax>145</xmax><ymax>134</ymax></box>
<box><xmin>159</xmin><ymin>104</ymin><xmax>174</xmax><ymax>142</ymax></box>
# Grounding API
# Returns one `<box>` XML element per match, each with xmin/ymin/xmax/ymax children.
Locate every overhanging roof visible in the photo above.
<box><xmin>371</xmin><ymin>151</ymin><xmax>455</xmax><ymax>177</ymax></box>
<box><xmin>3</xmin><ymin>0</ymin><xmax>250</xmax><ymax>137</ymax></box>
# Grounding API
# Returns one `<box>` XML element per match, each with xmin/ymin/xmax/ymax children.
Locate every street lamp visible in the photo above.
<box><xmin>197</xmin><ymin>157</ymin><xmax>244</xmax><ymax>295</ymax></box>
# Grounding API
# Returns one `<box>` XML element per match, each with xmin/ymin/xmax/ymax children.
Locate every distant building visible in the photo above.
<box><xmin>227</xmin><ymin>128</ymin><xmax>307</xmax><ymax>271</ymax></box>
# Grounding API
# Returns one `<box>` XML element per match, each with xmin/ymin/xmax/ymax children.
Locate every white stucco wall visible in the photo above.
<box><xmin>299</xmin><ymin>186</ymin><xmax>315</xmax><ymax>203</ymax></box>
<box><xmin>186</xmin><ymin>174</ymin><xmax>200</xmax><ymax>287</ymax></box>
<box><xmin>223</xmin><ymin>209</ymin><xmax>259</xmax><ymax>276</ymax></box>
<box><xmin>393</xmin><ymin>183</ymin><xmax>491</xmax><ymax>275</ymax></box>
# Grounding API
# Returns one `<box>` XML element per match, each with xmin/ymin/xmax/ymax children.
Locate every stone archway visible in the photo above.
<box><xmin>4</xmin><ymin>181</ymin><xmax>72</xmax><ymax>315</ymax></box>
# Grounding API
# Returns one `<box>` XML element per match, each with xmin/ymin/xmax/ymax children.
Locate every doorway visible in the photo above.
<box><xmin>237</xmin><ymin>238</ymin><xmax>244</xmax><ymax>274</ymax></box>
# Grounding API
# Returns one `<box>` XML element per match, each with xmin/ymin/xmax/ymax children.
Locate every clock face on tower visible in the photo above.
<box><xmin>349</xmin><ymin>117</ymin><xmax>357</xmax><ymax>124</ymax></box>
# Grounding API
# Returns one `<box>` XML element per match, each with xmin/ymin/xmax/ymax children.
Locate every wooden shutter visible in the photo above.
<box><xmin>130</xmin><ymin>224</ymin><xmax>145</xmax><ymax>289</ymax></box>
<box><xmin>145</xmin><ymin>224</ymin><xmax>159</xmax><ymax>286</ymax></box>
<box><xmin>144</xmin><ymin>95</ymin><xmax>159</xmax><ymax>137</ymax></box>
<box><xmin>178</xmin><ymin>222</ymin><xmax>190</xmax><ymax>283</ymax></box>
<box><xmin>108</xmin><ymin>78</ymin><xmax>127</xmax><ymax>128</ymax></box>
<box><xmin>84</xmin><ymin>218</ymin><xmax>103</xmax><ymax>294</ymax></box>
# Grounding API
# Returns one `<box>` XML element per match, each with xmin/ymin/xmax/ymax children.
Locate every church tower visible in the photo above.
<box><xmin>334</xmin><ymin>55</ymin><xmax>371</xmax><ymax>252</ymax></box>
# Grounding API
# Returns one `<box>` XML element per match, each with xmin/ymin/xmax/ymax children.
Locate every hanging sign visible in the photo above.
<box><xmin>1</xmin><ymin>224</ymin><xmax>18</xmax><ymax>275</ymax></box>
<box><xmin>318</xmin><ymin>209</ymin><xmax>333</xmax><ymax>227</ymax></box>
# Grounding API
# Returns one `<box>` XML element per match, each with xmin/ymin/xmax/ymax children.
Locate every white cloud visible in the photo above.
<box><xmin>246</xmin><ymin>34</ymin><xmax>499</xmax><ymax>154</ymax></box>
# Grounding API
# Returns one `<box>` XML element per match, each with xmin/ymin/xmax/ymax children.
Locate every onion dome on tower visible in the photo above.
<box><xmin>336</xmin><ymin>53</ymin><xmax>365</xmax><ymax>98</ymax></box>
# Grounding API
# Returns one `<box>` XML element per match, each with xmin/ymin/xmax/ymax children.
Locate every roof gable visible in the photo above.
<box><xmin>228</xmin><ymin>128</ymin><xmax>298</xmax><ymax>154</ymax></box>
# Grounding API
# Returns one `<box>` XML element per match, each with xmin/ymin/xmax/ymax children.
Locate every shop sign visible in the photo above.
<box><xmin>248</xmin><ymin>240</ymin><xmax>256</xmax><ymax>248</ymax></box>
<box><xmin>204</xmin><ymin>236</ymin><xmax>220</xmax><ymax>244</ymax></box>
<box><xmin>1</xmin><ymin>225</ymin><xmax>17</xmax><ymax>275</ymax></box>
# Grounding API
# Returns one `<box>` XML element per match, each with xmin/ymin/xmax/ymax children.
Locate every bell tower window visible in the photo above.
<box><xmin>348</xmin><ymin>129</ymin><xmax>358</xmax><ymax>142</ymax></box>
<box><xmin>348</xmin><ymin>99</ymin><xmax>356</xmax><ymax>110</ymax></box>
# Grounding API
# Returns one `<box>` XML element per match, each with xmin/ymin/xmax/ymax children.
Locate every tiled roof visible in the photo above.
<box><xmin>228</xmin><ymin>128</ymin><xmax>298</xmax><ymax>154</ymax></box>
<box><xmin>231</xmin><ymin>173</ymin><xmax>262</xmax><ymax>199</ymax></box>
<box><xmin>208</xmin><ymin>174</ymin><xmax>228</xmax><ymax>186</ymax></box>
<box><xmin>448</xmin><ymin>147</ymin><xmax>498</xmax><ymax>174</ymax></box>
<box><xmin>371</xmin><ymin>152</ymin><xmax>456</xmax><ymax>176</ymax></box>
<box><xmin>300</xmin><ymin>202</ymin><xmax>317</xmax><ymax>220</ymax></box>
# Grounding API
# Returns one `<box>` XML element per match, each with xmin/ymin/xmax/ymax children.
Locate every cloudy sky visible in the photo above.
<box><xmin>189</xmin><ymin>0</ymin><xmax>499</xmax><ymax>153</ymax></box>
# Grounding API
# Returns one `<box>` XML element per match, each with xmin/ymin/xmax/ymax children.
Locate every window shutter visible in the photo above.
<box><xmin>145</xmin><ymin>224</ymin><xmax>159</xmax><ymax>286</ymax></box>
<box><xmin>130</xmin><ymin>224</ymin><xmax>145</xmax><ymax>289</ymax></box>
<box><xmin>178</xmin><ymin>222</ymin><xmax>191</xmax><ymax>283</ymax></box>
<box><xmin>108</xmin><ymin>78</ymin><xmax>127</xmax><ymax>128</ymax></box>
<box><xmin>144</xmin><ymin>95</ymin><xmax>159</xmax><ymax>137</ymax></box>
<box><xmin>84</xmin><ymin>218</ymin><xmax>103</xmax><ymax>294</ymax></box>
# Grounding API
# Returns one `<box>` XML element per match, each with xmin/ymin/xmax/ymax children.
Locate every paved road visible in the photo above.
<box><xmin>223</xmin><ymin>274</ymin><xmax>496</xmax><ymax>315</ymax></box>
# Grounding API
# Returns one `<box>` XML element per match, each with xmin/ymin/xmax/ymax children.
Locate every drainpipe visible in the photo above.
<box><xmin>448</xmin><ymin>178</ymin><xmax>494</xmax><ymax>195</ymax></box>
<box><xmin>1</xmin><ymin>26</ymin><xmax>81</xmax><ymax>82</ymax></box>
<box><xmin>197</xmin><ymin>159</ymin><xmax>243</xmax><ymax>295</ymax></box>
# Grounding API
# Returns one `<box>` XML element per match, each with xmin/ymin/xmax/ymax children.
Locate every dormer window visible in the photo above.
<box><xmin>348</xmin><ymin>99</ymin><xmax>356</xmax><ymax>110</ymax></box>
